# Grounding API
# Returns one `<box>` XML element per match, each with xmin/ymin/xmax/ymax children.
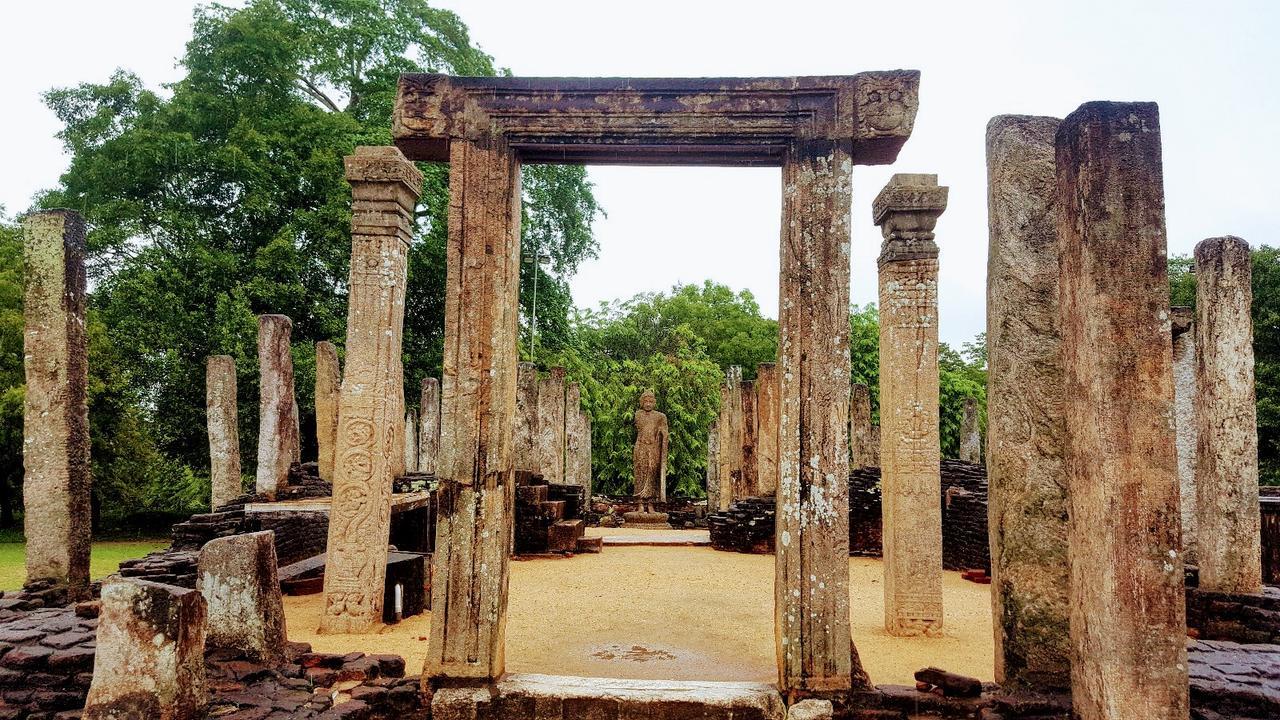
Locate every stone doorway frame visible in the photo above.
<box><xmin>390</xmin><ymin>73</ymin><xmax>920</xmax><ymax>695</ymax></box>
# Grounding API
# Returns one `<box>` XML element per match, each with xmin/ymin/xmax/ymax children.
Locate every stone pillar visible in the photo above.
<box><xmin>404</xmin><ymin>408</ymin><xmax>419</xmax><ymax>473</ymax></box>
<box><xmin>1170</xmin><ymin>307</ymin><xmax>1197</xmax><ymax>565</ymax></box>
<box><xmin>320</xmin><ymin>146</ymin><xmax>421</xmax><ymax>633</ymax></box>
<box><xmin>419</xmin><ymin>377</ymin><xmax>441</xmax><ymax>476</ymax></box>
<box><xmin>197</xmin><ymin>530</ymin><xmax>287</xmax><ymax>663</ymax></box>
<box><xmin>315</xmin><ymin>341</ymin><xmax>341</xmax><ymax>483</ymax></box>
<box><xmin>84</xmin><ymin>578</ymin><xmax>207</xmax><ymax>720</ymax></box>
<box><xmin>739</xmin><ymin>379</ymin><xmax>758</xmax><ymax>498</ymax></box>
<box><xmin>21</xmin><ymin>210</ymin><xmax>90</xmax><ymax>596</ymax></box>
<box><xmin>565</xmin><ymin>383</ymin><xmax>592</xmax><ymax>499</ymax></box>
<box><xmin>1056</xmin><ymin>101</ymin><xmax>1187</xmax><ymax>719</ymax></box>
<box><xmin>706</xmin><ymin>420</ymin><xmax>721</xmax><ymax>511</ymax></box>
<box><xmin>775</xmin><ymin>139</ymin><xmax>866</xmax><ymax>694</ymax></box>
<box><xmin>850</xmin><ymin>383</ymin><xmax>875</xmax><ymax>470</ymax></box>
<box><xmin>717</xmin><ymin>367</ymin><xmax>744</xmax><ymax>510</ymax></box>
<box><xmin>755</xmin><ymin>363</ymin><xmax>779</xmax><ymax>497</ymax></box>
<box><xmin>514</xmin><ymin>362</ymin><xmax>540</xmax><ymax>474</ymax></box>
<box><xmin>206</xmin><ymin>356</ymin><xmax>242</xmax><ymax>510</ymax></box>
<box><xmin>985</xmin><ymin>114</ymin><xmax>1070</xmax><ymax>691</ymax></box>
<box><xmin>958</xmin><ymin>397</ymin><xmax>981</xmax><ymax>463</ymax></box>
<box><xmin>428</xmin><ymin>136</ymin><xmax>520</xmax><ymax>681</ymax></box>
<box><xmin>1194</xmin><ymin>236</ymin><xmax>1261</xmax><ymax>594</ymax></box>
<box><xmin>255</xmin><ymin>314</ymin><xmax>298</xmax><ymax>498</ymax></box>
<box><xmin>874</xmin><ymin>173</ymin><xmax>948</xmax><ymax>638</ymax></box>
<box><xmin>536</xmin><ymin>367</ymin><xmax>567</xmax><ymax>484</ymax></box>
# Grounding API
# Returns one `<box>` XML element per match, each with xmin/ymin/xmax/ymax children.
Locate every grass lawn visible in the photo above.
<box><xmin>0</xmin><ymin>540</ymin><xmax>169</xmax><ymax>592</ymax></box>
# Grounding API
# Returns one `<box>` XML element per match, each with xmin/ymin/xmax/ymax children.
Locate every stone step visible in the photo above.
<box><xmin>548</xmin><ymin>520</ymin><xmax>585</xmax><ymax>553</ymax></box>
<box><xmin>540</xmin><ymin>500</ymin><xmax>565</xmax><ymax>522</ymax></box>
<box><xmin>574</xmin><ymin>536</ymin><xmax>603</xmax><ymax>554</ymax></box>
<box><xmin>517</xmin><ymin>484</ymin><xmax>548</xmax><ymax>505</ymax></box>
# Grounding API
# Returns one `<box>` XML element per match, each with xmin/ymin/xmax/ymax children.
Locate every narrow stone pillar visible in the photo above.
<box><xmin>775</xmin><ymin>139</ymin><xmax>866</xmax><ymax>694</ymax></box>
<box><xmin>874</xmin><ymin>173</ymin><xmax>948</xmax><ymax>638</ymax></box>
<box><xmin>706</xmin><ymin>419</ymin><xmax>721</xmax><ymax>511</ymax></box>
<box><xmin>755</xmin><ymin>363</ymin><xmax>779</xmax><ymax>497</ymax></box>
<box><xmin>1194</xmin><ymin>236</ymin><xmax>1261</xmax><ymax>594</ymax></box>
<box><xmin>536</xmin><ymin>367</ymin><xmax>567</xmax><ymax>484</ymax></box>
<box><xmin>739</xmin><ymin>379</ymin><xmax>758</xmax><ymax>498</ymax></box>
<box><xmin>315</xmin><ymin>341</ymin><xmax>341</xmax><ymax>483</ymax></box>
<box><xmin>514</xmin><ymin>362</ymin><xmax>540</xmax><ymax>474</ymax></box>
<box><xmin>958</xmin><ymin>397</ymin><xmax>981</xmax><ymax>463</ymax></box>
<box><xmin>565</xmin><ymin>383</ymin><xmax>592</xmax><ymax>499</ymax></box>
<box><xmin>320</xmin><ymin>146</ymin><xmax>421</xmax><ymax>633</ymax></box>
<box><xmin>428</xmin><ymin>136</ymin><xmax>520</xmax><ymax>681</ymax></box>
<box><xmin>197</xmin><ymin>530</ymin><xmax>287</xmax><ymax>663</ymax></box>
<box><xmin>1170</xmin><ymin>307</ymin><xmax>1198</xmax><ymax>565</ymax></box>
<box><xmin>21</xmin><ymin>209</ymin><xmax>90</xmax><ymax>595</ymax></box>
<box><xmin>985</xmin><ymin>114</ymin><xmax>1070</xmax><ymax>691</ymax></box>
<box><xmin>206</xmin><ymin>356</ymin><xmax>242</xmax><ymax>510</ymax></box>
<box><xmin>1056</xmin><ymin>101</ymin><xmax>1187</xmax><ymax>719</ymax></box>
<box><xmin>84</xmin><ymin>578</ymin><xmax>207</xmax><ymax>720</ymax></box>
<box><xmin>717</xmin><ymin>367</ymin><xmax>744</xmax><ymax>510</ymax></box>
<box><xmin>419</xmin><ymin>377</ymin><xmax>441</xmax><ymax>476</ymax></box>
<box><xmin>255</xmin><ymin>314</ymin><xmax>298</xmax><ymax>497</ymax></box>
<box><xmin>850</xmin><ymin>383</ymin><xmax>875</xmax><ymax>470</ymax></box>
<box><xmin>404</xmin><ymin>408</ymin><xmax>419</xmax><ymax>473</ymax></box>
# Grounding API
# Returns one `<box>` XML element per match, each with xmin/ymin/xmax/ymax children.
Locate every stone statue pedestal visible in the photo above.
<box><xmin>622</xmin><ymin>510</ymin><xmax>670</xmax><ymax>528</ymax></box>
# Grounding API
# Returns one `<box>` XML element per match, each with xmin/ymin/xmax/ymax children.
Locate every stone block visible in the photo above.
<box><xmin>197</xmin><ymin>530</ymin><xmax>287</xmax><ymax>663</ymax></box>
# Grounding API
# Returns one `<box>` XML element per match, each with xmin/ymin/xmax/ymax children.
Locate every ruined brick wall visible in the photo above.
<box><xmin>1186</xmin><ymin>586</ymin><xmax>1280</xmax><ymax>645</ymax></box>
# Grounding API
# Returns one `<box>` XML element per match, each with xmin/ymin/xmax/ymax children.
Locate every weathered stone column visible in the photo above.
<box><xmin>706</xmin><ymin>419</ymin><xmax>721</xmax><ymax>510</ymax></box>
<box><xmin>513</xmin><ymin>363</ymin><xmax>539</xmax><ymax>474</ymax></box>
<box><xmin>315</xmin><ymin>341</ymin><xmax>341</xmax><ymax>482</ymax></box>
<box><xmin>850</xmin><ymin>383</ymin><xmax>875</xmax><ymax>470</ymax></box>
<box><xmin>985</xmin><ymin>114</ymin><xmax>1070</xmax><ymax>692</ymax></box>
<box><xmin>874</xmin><ymin>173</ymin><xmax>948</xmax><ymax>638</ymax></box>
<box><xmin>565</xmin><ymin>383</ymin><xmax>592</xmax><ymax>499</ymax></box>
<box><xmin>428</xmin><ymin>136</ymin><xmax>520</xmax><ymax>681</ymax></box>
<box><xmin>206</xmin><ymin>356</ymin><xmax>242</xmax><ymax>510</ymax></box>
<box><xmin>22</xmin><ymin>209</ymin><xmax>90</xmax><ymax>596</ymax></box>
<box><xmin>197</xmin><ymin>530</ymin><xmax>287</xmax><ymax>663</ymax></box>
<box><xmin>740</xmin><ymin>379</ymin><xmax>758</xmax><ymax>498</ymax></box>
<box><xmin>1056</xmin><ymin>101</ymin><xmax>1187</xmax><ymax>719</ymax></box>
<box><xmin>84</xmin><ymin>578</ymin><xmax>207</xmax><ymax>720</ymax></box>
<box><xmin>419</xmin><ymin>377</ymin><xmax>441</xmax><ymax>476</ymax></box>
<box><xmin>717</xmin><ymin>366</ymin><xmax>744</xmax><ymax>510</ymax></box>
<box><xmin>1171</xmin><ymin>307</ymin><xmax>1198</xmax><ymax>565</ymax></box>
<box><xmin>775</xmin><ymin>139</ymin><xmax>866</xmax><ymax>694</ymax></box>
<box><xmin>255</xmin><ymin>314</ymin><xmax>298</xmax><ymax>497</ymax></box>
<box><xmin>404</xmin><ymin>408</ymin><xmax>419</xmax><ymax>473</ymax></box>
<box><xmin>959</xmin><ymin>397</ymin><xmax>981</xmax><ymax>463</ymax></box>
<box><xmin>755</xmin><ymin>363</ymin><xmax>779</xmax><ymax>496</ymax></box>
<box><xmin>320</xmin><ymin>146</ymin><xmax>420</xmax><ymax>633</ymax></box>
<box><xmin>536</xmin><ymin>367</ymin><xmax>567</xmax><ymax>484</ymax></box>
<box><xmin>1194</xmin><ymin>235</ymin><xmax>1261</xmax><ymax>594</ymax></box>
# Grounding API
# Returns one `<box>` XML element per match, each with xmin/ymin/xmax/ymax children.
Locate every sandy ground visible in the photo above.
<box><xmin>284</xmin><ymin>544</ymin><xmax>993</xmax><ymax>686</ymax></box>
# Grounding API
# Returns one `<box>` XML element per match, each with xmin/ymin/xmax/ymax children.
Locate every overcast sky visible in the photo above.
<box><xmin>3</xmin><ymin>1</ymin><xmax>1277</xmax><ymax>347</ymax></box>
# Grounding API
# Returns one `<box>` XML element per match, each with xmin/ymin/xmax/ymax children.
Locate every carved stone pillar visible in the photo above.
<box><xmin>403</xmin><ymin>408</ymin><xmax>419</xmax><ymax>473</ymax></box>
<box><xmin>775</xmin><ymin>139</ymin><xmax>866</xmax><ymax>694</ymax></box>
<box><xmin>850</xmin><ymin>383</ymin><xmax>875</xmax><ymax>470</ymax></box>
<box><xmin>427</xmin><ymin>136</ymin><xmax>521</xmax><ymax>681</ymax></box>
<box><xmin>419</xmin><ymin>377</ymin><xmax>441</xmax><ymax>476</ymax></box>
<box><xmin>513</xmin><ymin>362</ymin><xmax>539</xmax><ymax>474</ymax></box>
<box><xmin>22</xmin><ymin>209</ymin><xmax>90</xmax><ymax>596</ymax></box>
<box><xmin>1194</xmin><ymin>236</ymin><xmax>1262</xmax><ymax>594</ymax></box>
<box><xmin>1056</xmin><ymin>101</ymin><xmax>1187</xmax><ymax>720</ymax></box>
<box><xmin>536</xmin><ymin>367</ymin><xmax>567</xmax><ymax>484</ymax></box>
<box><xmin>319</xmin><ymin>146</ymin><xmax>421</xmax><ymax>633</ymax></box>
<box><xmin>739</xmin><ymin>379</ymin><xmax>757</xmax><ymax>498</ymax></box>
<box><xmin>958</xmin><ymin>397</ymin><xmax>981</xmax><ymax>463</ymax></box>
<box><xmin>206</xmin><ymin>355</ymin><xmax>242</xmax><ymax>510</ymax></box>
<box><xmin>717</xmin><ymin>366</ymin><xmax>744</xmax><ymax>510</ymax></box>
<box><xmin>874</xmin><ymin>173</ymin><xmax>948</xmax><ymax>638</ymax></box>
<box><xmin>985</xmin><ymin>114</ymin><xmax>1070</xmax><ymax>691</ymax></box>
<box><xmin>565</xmin><ymin>383</ymin><xmax>591</xmax><ymax>499</ymax></box>
<box><xmin>706</xmin><ymin>420</ymin><xmax>721</xmax><ymax>511</ymax></box>
<box><xmin>315</xmin><ymin>341</ymin><xmax>341</xmax><ymax>483</ymax></box>
<box><xmin>1171</xmin><ymin>307</ymin><xmax>1197</xmax><ymax>565</ymax></box>
<box><xmin>255</xmin><ymin>314</ymin><xmax>298</xmax><ymax>498</ymax></box>
<box><xmin>755</xmin><ymin>363</ymin><xmax>779</xmax><ymax>497</ymax></box>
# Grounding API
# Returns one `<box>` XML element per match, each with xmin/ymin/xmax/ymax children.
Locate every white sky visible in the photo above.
<box><xmin>3</xmin><ymin>1</ymin><xmax>1278</xmax><ymax>347</ymax></box>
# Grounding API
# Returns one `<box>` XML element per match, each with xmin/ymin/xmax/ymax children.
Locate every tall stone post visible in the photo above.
<box><xmin>717</xmin><ymin>367</ymin><xmax>744</xmax><ymax>510</ymax></box>
<box><xmin>320</xmin><ymin>146</ymin><xmax>421</xmax><ymax>633</ymax></box>
<box><xmin>1194</xmin><ymin>236</ymin><xmax>1261</xmax><ymax>594</ymax></box>
<box><xmin>985</xmin><ymin>115</ymin><xmax>1071</xmax><ymax>691</ymax></box>
<box><xmin>22</xmin><ymin>209</ymin><xmax>90</xmax><ymax>596</ymax></box>
<box><xmin>774</xmin><ymin>139</ymin><xmax>867</xmax><ymax>694</ymax></box>
<box><xmin>427</xmin><ymin>136</ymin><xmax>521</xmax><ymax>681</ymax></box>
<box><xmin>958</xmin><ymin>397</ymin><xmax>981</xmax><ymax>463</ymax></box>
<box><xmin>706</xmin><ymin>420</ymin><xmax>721</xmax><ymax>511</ymax></box>
<box><xmin>755</xmin><ymin>363</ymin><xmax>779</xmax><ymax>496</ymax></box>
<box><xmin>513</xmin><ymin>363</ymin><xmax>540</xmax><ymax>474</ymax></box>
<box><xmin>315</xmin><ymin>341</ymin><xmax>341</xmax><ymax>483</ymax></box>
<box><xmin>536</xmin><ymin>367</ymin><xmax>567</xmax><ymax>484</ymax></box>
<box><xmin>1056</xmin><ymin>101</ymin><xmax>1187</xmax><ymax>720</ymax></box>
<box><xmin>850</xmin><ymin>383</ymin><xmax>875</xmax><ymax>470</ymax></box>
<box><xmin>874</xmin><ymin>173</ymin><xmax>948</xmax><ymax>637</ymax></box>
<box><xmin>206</xmin><ymin>356</ymin><xmax>242</xmax><ymax>510</ymax></box>
<box><xmin>403</xmin><ymin>408</ymin><xmax>419</xmax><ymax>473</ymax></box>
<box><xmin>419</xmin><ymin>377</ymin><xmax>441</xmax><ymax>476</ymax></box>
<box><xmin>565</xmin><ymin>383</ymin><xmax>592</xmax><ymax>499</ymax></box>
<box><xmin>1171</xmin><ymin>307</ymin><xmax>1198</xmax><ymax>565</ymax></box>
<box><xmin>255</xmin><ymin>315</ymin><xmax>298</xmax><ymax>498</ymax></box>
<box><xmin>740</xmin><ymin>379</ymin><xmax>758</xmax><ymax>498</ymax></box>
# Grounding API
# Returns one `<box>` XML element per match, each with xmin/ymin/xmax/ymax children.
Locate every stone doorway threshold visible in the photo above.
<box><xmin>586</xmin><ymin>526</ymin><xmax>711</xmax><ymax>547</ymax></box>
<box><xmin>431</xmin><ymin>672</ymin><xmax>785</xmax><ymax>719</ymax></box>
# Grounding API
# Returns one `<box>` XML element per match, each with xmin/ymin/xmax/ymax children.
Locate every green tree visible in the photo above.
<box><xmin>39</xmin><ymin>0</ymin><xmax>599</xmax><ymax>502</ymax></box>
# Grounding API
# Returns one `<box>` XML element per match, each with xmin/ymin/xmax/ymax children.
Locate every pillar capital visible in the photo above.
<box><xmin>344</xmin><ymin>146</ymin><xmax>423</xmax><ymax>220</ymax></box>
<box><xmin>873</xmin><ymin>173</ymin><xmax>948</xmax><ymax>263</ymax></box>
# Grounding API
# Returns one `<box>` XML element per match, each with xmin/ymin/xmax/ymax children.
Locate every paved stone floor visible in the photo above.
<box><xmin>1189</xmin><ymin>638</ymin><xmax>1280</xmax><ymax>718</ymax></box>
